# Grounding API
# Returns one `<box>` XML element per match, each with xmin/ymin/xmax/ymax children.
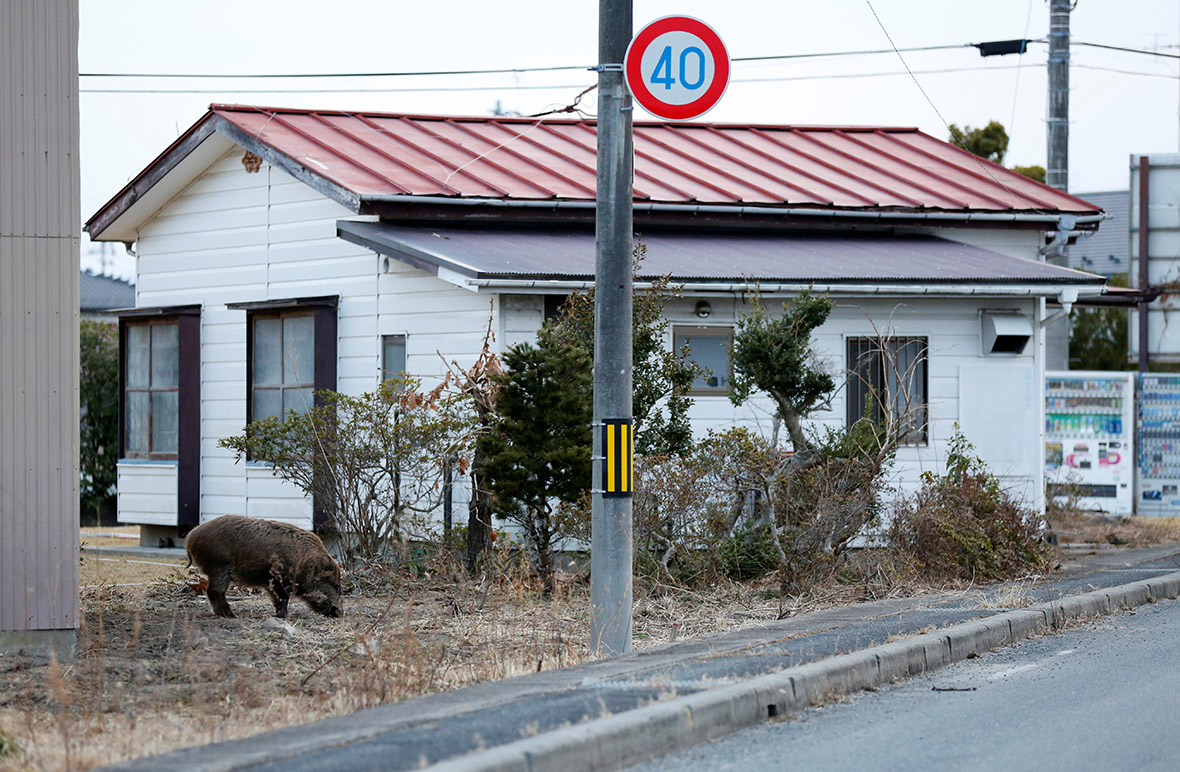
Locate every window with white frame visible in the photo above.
<box><xmin>673</xmin><ymin>326</ymin><xmax>732</xmax><ymax>395</ymax></box>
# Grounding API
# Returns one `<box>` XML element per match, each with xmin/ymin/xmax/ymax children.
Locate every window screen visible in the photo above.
<box><xmin>382</xmin><ymin>335</ymin><xmax>407</xmax><ymax>382</ymax></box>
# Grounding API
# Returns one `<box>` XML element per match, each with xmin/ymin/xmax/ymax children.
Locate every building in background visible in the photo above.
<box><xmin>0</xmin><ymin>0</ymin><xmax>81</xmax><ymax>656</ymax></box>
<box><xmin>81</xmin><ymin>271</ymin><xmax>135</xmax><ymax>323</ymax></box>
<box><xmin>1071</xmin><ymin>190</ymin><xmax>1130</xmax><ymax>279</ymax></box>
<box><xmin>1130</xmin><ymin>154</ymin><xmax>1180</xmax><ymax>368</ymax></box>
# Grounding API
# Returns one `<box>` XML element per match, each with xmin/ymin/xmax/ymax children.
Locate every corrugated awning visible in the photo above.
<box><xmin>337</xmin><ymin>221</ymin><xmax>1106</xmax><ymax>290</ymax></box>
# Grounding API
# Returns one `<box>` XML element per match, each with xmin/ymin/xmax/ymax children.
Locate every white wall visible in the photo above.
<box><xmin>126</xmin><ymin>150</ymin><xmax>500</xmax><ymax>529</ymax></box>
<box><xmin>116</xmin><ymin>462</ymin><xmax>178</xmax><ymax>526</ymax></box>
<box><xmin>665</xmin><ymin>293</ymin><xmax>1043</xmax><ymax>509</ymax></box>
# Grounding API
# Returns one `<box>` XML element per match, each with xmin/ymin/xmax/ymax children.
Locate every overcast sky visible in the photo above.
<box><xmin>79</xmin><ymin>0</ymin><xmax>1180</xmax><ymax>279</ymax></box>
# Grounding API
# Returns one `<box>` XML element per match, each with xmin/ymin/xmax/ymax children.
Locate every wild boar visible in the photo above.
<box><xmin>185</xmin><ymin>515</ymin><xmax>342</xmax><ymax>619</ymax></box>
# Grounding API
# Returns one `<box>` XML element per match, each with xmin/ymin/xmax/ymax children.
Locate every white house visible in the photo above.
<box><xmin>84</xmin><ymin>105</ymin><xmax>1108</xmax><ymax>545</ymax></box>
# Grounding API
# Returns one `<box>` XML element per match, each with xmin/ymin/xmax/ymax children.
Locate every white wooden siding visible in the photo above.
<box><xmin>377</xmin><ymin>257</ymin><xmax>499</xmax><ymax>381</ymax></box>
<box><xmin>500</xmin><ymin>294</ymin><xmax>545</xmax><ymax>349</ymax></box>
<box><xmin>666</xmin><ymin>293</ymin><xmax>1043</xmax><ymax>504</ymax></box>
<box><xmin>117</xmin><ymin>463</ymin><xmax>178</xmax><ymax>526</ymax></box>
<box><xmin>245</xmin><ymin>466</ymin><xmax>313</xmax><ymax>528</ymax></box>
<box><xmin>128</xmin><ymin>152</ymin><xmax>500</xmax><ymax>527</ymax></box>
<box><xmin>916</xmin><ymin>227</ymin><xmax>1043</xmax><ymax>260</ymax></box>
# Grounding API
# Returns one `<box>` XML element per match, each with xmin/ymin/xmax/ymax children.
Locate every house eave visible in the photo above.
<box><xmin>359</xmin><ymin>195</ymin><xmax>1105</xmax><ymax>232</ymax></box>
<box><xmin>85</xmin><ymin>118</ymin><xmax>233</xmax><ymax>242</ymax></box>
<box><xmin>452</xmin><ymin>278</ymin><xmax>1106</xmax><ymax>299</ymax></box>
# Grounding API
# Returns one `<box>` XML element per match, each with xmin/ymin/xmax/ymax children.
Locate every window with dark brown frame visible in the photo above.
<box><xmin>846</xmin><ymin>336</ymin><xmax>929</xmax><ymax>445</ymax></box>
<box><xmin>229</xmin><ymin>296</ymin><xmax>337</xmax><ymax>530</ymax></box>
<box><xmin>251</xmin><ymin>311</ymin><xmax>316</xmax><ymax>421</ymax></box>
<box><xmin>673</xmin><ymin>326</ymin><xmax>733</xmax><ymax>395</ymax></box>
<box><xmin>123</xmin><ymin>319</ymin><xmax>179</xmax><ymax>458</ymax></box>
<box><xmin>117</xmin><ymin>305</ymin><xmax>201</xmax><ymax>527</ymax></box>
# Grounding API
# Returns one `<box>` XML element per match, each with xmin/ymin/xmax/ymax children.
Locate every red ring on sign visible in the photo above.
<box><xmin>624</xmin><ymin>16</ymin><xmax>730</xmax><ymax>121</ymax></box>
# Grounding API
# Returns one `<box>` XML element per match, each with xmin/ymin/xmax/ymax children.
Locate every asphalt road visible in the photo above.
<box><xmin>624</xmin><ymin>598</ymin><xmax>1180</xmax><ymax>772</ymax></box>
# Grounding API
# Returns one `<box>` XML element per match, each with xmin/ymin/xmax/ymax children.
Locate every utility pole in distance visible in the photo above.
<box><xmin>590</xmin><ymin>0</ymin><xmax>634</xmax><ymax>658</ymax></box>
<box><xmin>1047</xmin><ymin>0</ymin><xmax>1070</xmax><ymax>191</ymax></box>
<box><xmin>1044</xmin><ymin>0</ymin><xmax>1072</xmax><ymax>371</ymax></box>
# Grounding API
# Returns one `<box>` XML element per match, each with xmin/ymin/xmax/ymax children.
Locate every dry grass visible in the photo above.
<box><xmin>7</xmin><ymin>517</ymin><xmax>1178</xmax><ymax>772</ymax></box>
<box><xmin>78</xmin><ymin>525</ymin><xmax>143</xmax><ymax>551</ymax></box>
<box><xmin>974</xmin><ymin>581</ymin><xmax>1041</xmax><ymax>610</ymax></box>
<box><xmin>1047</xmin><ymin>510</ymin><xmax>1180</xmax><ymax>548</ymax></box>
<box><xmin>4</xmin><ymin>547</ymin><xmax>802</xmax><ymax>772</ymax></box>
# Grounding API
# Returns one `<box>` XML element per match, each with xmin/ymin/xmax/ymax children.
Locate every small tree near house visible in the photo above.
<box><xmin>542</xmin><ymin>242</ymin><xmax>699</xmax><ymax>456</ymax></box>
<box><xmin>440</xmin><ymin>315</ymin><xmax>503</xmax><ymax>573</ymax></box>
<box><xmin>80</xmin><ymin>320</ymin><xmax>119</xmax><ymax>524</ymax></box>
<box><xmin>478</xmin><ymin>335</ymin><xmax>593</xmax><ymax>594</ymax></box>
<box><xmin>220</xmin><ymin>376</ymin><xmax>470</xmax><ymax>560</ymax></box>
<box><xmin>728</xmin><ymin>291</ymin><xmax>919</xmax><ymax>591</ymax></box>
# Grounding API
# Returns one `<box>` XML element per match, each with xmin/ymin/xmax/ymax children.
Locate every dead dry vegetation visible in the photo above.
<box><xmin>2</xmin><ymin>516</ymin><xmax>1177</xmax><ymax>772</ymax></box>
<box><xmin>1047</xmin><ymin>509</ymin><xmax>1180</xmax><ymax>547</ymax></box>
<box><xmin>2</xmin><ymin>538</ymin><xmax>886</xmax><ymax>772</ymax></box>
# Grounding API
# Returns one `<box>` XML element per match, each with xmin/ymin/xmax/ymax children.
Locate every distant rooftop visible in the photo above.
<box><xmin>80</xmin><ymin>271</ymin><xmax>134</xmax><ymax>312</ymax></box>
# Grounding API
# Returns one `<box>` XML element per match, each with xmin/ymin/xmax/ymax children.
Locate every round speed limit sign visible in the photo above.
<box><xmin>624</xmin><ymin>16</ymin><xmax>730</xmax><ymax>121</ymax></box>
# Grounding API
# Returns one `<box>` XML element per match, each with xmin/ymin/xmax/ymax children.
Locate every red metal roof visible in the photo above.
<box><xmin>85</xmin><ymin>104</ymin><xmax>1103</xmax><ymax>240</ymax></box>
<box><xmin>210</xmin><ymin>104</ymin><xmax>1097</xmax><ymax>213</ymax></box>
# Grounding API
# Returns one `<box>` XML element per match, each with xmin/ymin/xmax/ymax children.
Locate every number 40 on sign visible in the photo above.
<box><xmin>624</xmin><ymin>16</ymin><xmax>730</xmax><ymax>121</ymax></box>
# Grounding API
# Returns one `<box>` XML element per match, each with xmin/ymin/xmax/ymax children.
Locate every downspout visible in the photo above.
<box><xmin>1039</xmin><ymin>287</ymin><xmax>1079</xmax><ymax>328</ymax></box>
<box><xmin>1038</xmin><ymin>214</ymin><xmax>1078</xmax><ymax>258</ymax></box>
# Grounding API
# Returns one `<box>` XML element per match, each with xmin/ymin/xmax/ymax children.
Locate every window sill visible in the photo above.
<box><xmin>117</xmin><ymin>458</ymin><xmax>178</xmax><ymax>466</ymax></box>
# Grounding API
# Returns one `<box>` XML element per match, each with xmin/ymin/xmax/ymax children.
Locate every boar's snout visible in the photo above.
<box><xmin>303</xmin><ymin>585</ymin><xmax>343</xmax><ymax>618</ymax></box>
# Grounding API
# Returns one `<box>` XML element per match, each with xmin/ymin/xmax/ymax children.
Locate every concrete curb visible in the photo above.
<box><xmin>426</xmin><ymin>571</ymin><xmax>1180</xmax><ymax>772</ymax></box>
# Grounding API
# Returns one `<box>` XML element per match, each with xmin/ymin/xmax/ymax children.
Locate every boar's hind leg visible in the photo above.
<box><xmin>267</xmin><ymin>580</ymin><xmax>292</xmax><ymax>618</ymax></box>
<box><xmin>206</xmin><ymin>569</ymin><xmax>235</xmax><ymax>618</ymax></box>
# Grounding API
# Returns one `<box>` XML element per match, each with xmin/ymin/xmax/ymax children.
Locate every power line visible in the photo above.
<box><xmin>75</xmin><ymin>39</ymin><xmax>1180</xmax><ymax>83</ymax></box>
<box><xmin>78</xmin><ymin>64</ymin><xmax>588</xmax><ymax>79</ymax></box>
<box><xmin>732</xmin><ymin>42</ymin><xmax>976</xmax><ymax>63</ymax></box>
<box><xmin>80</xmin><ymin>82</ymin><xmax>595</xmax><ymax>95</ymax></box>
<box><xmin>1073</xmin><ymin>63</ymin><xmax>1180</xmax><ymax>80</ymax></box>
<box><xmin>80</xmin><ymin>63</ymin><xmax>1043</xmax><ymax>95</ymax></box>
<box><xmin>73</xmin><ymin>42</ymin><xmax>992</xmax><ymax>80</ymax></box>
<box><xmin>1073</xmin><ymin>41</ymin><xmax>1180</xmax><ymax>60</ymax></box>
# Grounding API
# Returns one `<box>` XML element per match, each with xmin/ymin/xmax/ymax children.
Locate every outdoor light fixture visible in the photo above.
<box><xmin>694</xmin><ymin>300</ymin><xmax>712</xmax><ymax>318</ymax></box>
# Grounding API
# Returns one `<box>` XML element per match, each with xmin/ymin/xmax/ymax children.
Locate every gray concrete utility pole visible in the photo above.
<box><xmin>1047</xmin><ymin>0</ymin><xmax>1070</xmax><ymax>191</ymax></box>
<box><xmin>590</xmin><ymin>0</ymin><xmax>635</xmax><ymax>658</ymax></box>
<box><xmin>1045</xmin><ymin>0</ymin><xmax>1072</xmax><ymax>370</ymax></box>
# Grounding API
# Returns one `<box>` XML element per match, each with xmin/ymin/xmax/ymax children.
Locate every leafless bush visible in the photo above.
<box><xmin>888</xmin><ymin>427</ymin><xmax>1052</xmax><ymax>582</ymax></box>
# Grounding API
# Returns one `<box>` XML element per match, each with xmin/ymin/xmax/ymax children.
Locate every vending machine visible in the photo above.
<box><xmin>1136</xmin><ymin>374</ymin><xmax>1180</xmax><ymax>516</ymax></box>
<box><xmin>1044</xmin><ymin>371</ymin><xmax>1136</xmax><ymax>515</ymax></box>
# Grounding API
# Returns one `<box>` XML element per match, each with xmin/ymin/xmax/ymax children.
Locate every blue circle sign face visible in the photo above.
<box><xmin>624</xmin><ymin>16</ymin><xmax>730</xmax><ymax>121</ymax></box>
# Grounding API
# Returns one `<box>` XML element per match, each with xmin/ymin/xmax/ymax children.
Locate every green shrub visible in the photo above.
<box><xmin>80</xmin><ymin>320</ymin><xmax>119</xmax><ymax>522</ymax></box>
